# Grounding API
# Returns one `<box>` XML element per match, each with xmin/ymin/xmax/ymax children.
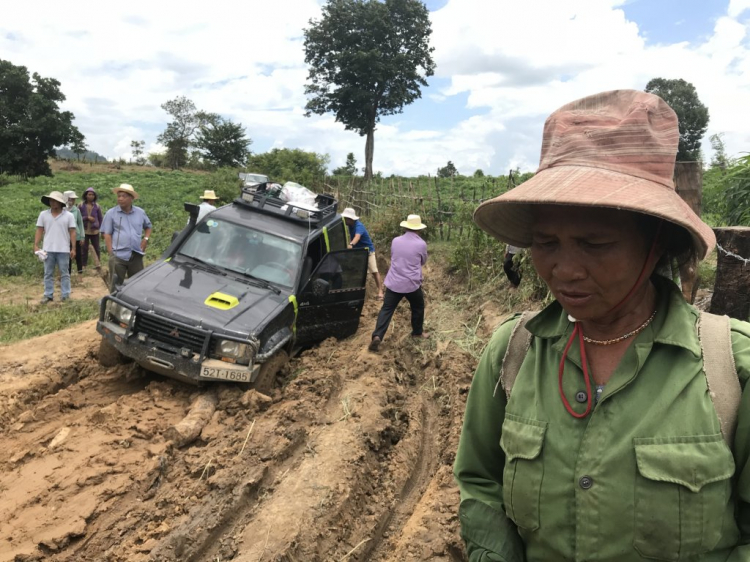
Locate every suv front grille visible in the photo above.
<box><xmin>135</xmin><ymin>312</ymin><xmax>209</xmax><ymax>354</ymax></box>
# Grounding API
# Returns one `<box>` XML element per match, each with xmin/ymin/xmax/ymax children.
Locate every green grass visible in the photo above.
<box><xmin>0</xmin><ymin>299</ymin><xmax>100</xmax><ymax>343</ymax></box>
<box><xmin>0</xmin><ymin>167</ymin><xmax>240</xmax><ymax>277</ymax></box>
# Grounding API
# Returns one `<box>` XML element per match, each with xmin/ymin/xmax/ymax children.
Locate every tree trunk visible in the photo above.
<box><xmin>673</xmin><ymin>162</ymin><xmax>703</xmax><ymax>303</ymax></box>
<box><xmin>364</xmin><ymin>128</ymin><xmax>374</xmax><ymax>182</ymax></box>
<box><xmin>709</xmin><ymin>227</ymin><xmax>750</xmax><ymax>321</ymax></box>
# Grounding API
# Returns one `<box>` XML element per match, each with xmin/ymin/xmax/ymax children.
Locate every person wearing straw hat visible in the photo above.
<box><xmin>453</xmin><ymin>90</ymin><xmax>750</xmax><ymax>561</ymax></box>
<box><xmin>101</xmin><ymin>183</ymin><xmax>153</xmax><ymax>292</ymax></box>
<box><xmin>34</xmin><ymin>191</ymin><xmax>77</xmax><ymax>304</ymax></box>
<box><xmin>341</xmin><ymin>207</ymin><xmax>384</xmax><ymax>299</ymax></box>
<box><xmin>369</xmin><ymin>214</ymin><xmax>428</xmax><ymax>352</ymax></box>
<box><xmin>196</xmin><ymin>190</ymin><xmax>220</xmax><ymax>222</ymax></box>
<box><xmin>63</xmin><ymin>190</ymin><xmax>85</xmax><ymax>276</ymax></box>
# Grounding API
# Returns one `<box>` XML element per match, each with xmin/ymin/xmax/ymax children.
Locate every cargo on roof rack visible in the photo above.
<box><xmin>235</xmin><ymin>185</ymin><xmax>339</xmax><ymax>226</ymax></box>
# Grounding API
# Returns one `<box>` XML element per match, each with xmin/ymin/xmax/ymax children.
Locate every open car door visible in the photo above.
<box><xmin>295</xmin><ymin>249</ymin><xmax>368</xmax><ymax>346</ymax></box>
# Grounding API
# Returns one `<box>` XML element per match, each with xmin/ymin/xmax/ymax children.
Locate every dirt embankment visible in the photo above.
<box><xmin>0</xmin><ymin>262</ymin><xmax>510</xmax><ymax>562</ymax></box>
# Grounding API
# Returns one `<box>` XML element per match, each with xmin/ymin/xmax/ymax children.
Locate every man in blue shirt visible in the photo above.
<box><xmin>341</xmin><ymin>207</ymin><xmax>384</xmax><ymax>299</ymax></box>
<box><xmin>101</xmin><ymin>184</ymin><xmax>153</xmax><ymax>292</ymax></box>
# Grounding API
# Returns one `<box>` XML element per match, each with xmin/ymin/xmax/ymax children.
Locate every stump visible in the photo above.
<box><xmin>674</xmin><ymin>162</ymin><xmax>703</xmax><ymax>303</ymax></box>
<box><xmin>710</xmin><ymin>227</ymin><xmax>750</xmax><ymax>321</ymax></box>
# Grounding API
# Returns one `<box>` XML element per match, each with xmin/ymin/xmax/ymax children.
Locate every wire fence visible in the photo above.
<box><xmin>320</xmin><ymin>172</ymin><xmax>518</xmax><ymax>242</ymax></box>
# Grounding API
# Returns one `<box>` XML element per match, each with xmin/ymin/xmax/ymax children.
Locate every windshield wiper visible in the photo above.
<box><xmin>183</xmin><ymin>255</ymin><xmax>225</xmax><ymax>275</ymax></box>
<box><xmin>231</xmin><ymin>270</ymin><xmax>281</xmax><ymax>294</ymax></box>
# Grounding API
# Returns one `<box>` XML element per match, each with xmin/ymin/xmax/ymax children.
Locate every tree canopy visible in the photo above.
<box><xmin>645</xmin><ymin>78</ymin><xmax>709</xmax><ymax>161</ymax></box>
<box><xmin>0</xmin><ymin>59</ymin><xmax>84</xmax><ymax>176</ymax></box>
<box><xmin>438</xmin><ymin>161</ymin><xmax>458</xmax><ymax>178</ymax></box>
<box><xmin>304</xmin><ymin>0</ymin><xmax>435</xmax><ymax>181</ymax></box>
<box><xmin>157</xmin><ymin>96</ymin><xmax>214</xmax><ymax>169</ymax></box>
<box><xmin>247</xmin><ymin>148</ymin><xmax>330</xmax><ymax>187</ymax></box>
<box><xmin>332</xmin><ymin>152</ymin><xmax>358</xmax><ymax>176</ymax></box>
<box><xmin>195</xmin><ymin>117</ymin><xmax>252</xmax><ymax>168</ymax></box>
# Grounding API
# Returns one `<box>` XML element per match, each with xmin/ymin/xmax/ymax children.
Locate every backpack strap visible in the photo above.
<box><xmin>494</xmin><ymin>311</ymin><xmax>539</xmax><ymax>400</ymax></box>
<box><xmin>698</xmin><ymin>311</ymin><xmax>740</xmax><ymax>447</ymax></box>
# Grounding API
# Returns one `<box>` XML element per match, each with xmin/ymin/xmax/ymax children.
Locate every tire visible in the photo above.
<box><xmin>98</xmin><ymin>337</ymin><xmax>126</xmax><ymax>367</ymax></box>
<box><xmin>253</xmin><ymin>350</ymin><xmax>289</xmax><ymax>396</ymax></box>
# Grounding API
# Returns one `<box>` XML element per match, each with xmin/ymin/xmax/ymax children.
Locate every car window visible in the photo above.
<box><xmin>326</xmin><ymin>219</ymin><xmax>348</xmax><ymax>251</ymax></box>
<box><xmin>178</xmin><ymin>219</ymin><xmax>301</xmax><ymax>288</ymax></box>
<box><xmin>244</xmin><ymin>174</ymin><xmax>269</xmax><ymax>184</ymax></box>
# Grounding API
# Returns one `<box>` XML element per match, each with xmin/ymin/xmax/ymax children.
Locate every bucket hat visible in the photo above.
<box><xmin>400</xmin><ymin>214</ymin><xmax>427</xmax><ymax>231</ymax></box>
<box><xmin>473</xmin><ymin>89</ymin><xmax>715</xmax><ymax>259</ymax></box>
<box><xmin>199</xmin><ymin>190</ymin><xmax>219</xmax><ymax>200</ymax></box>
<box><xmin>41</xmin><ymin>191</ymin><xmax>67</xmax><ymax>206</ymax></box>
<box><xmin>341</xmin><ymin>207</ymin><xmax>359</xmax><ymax>221</ymax></box>
<box><xmin>112</xmin><ymin>183</ymin><xmax>139</xmax><ymax>199</ymax></box>
<box><xmin>63</xmin><ymin>190</ymin><xmax>78</xmax><ymax>201</ymax></box>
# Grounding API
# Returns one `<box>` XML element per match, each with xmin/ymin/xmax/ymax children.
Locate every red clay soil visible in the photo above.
<box><xmin>0</xmin><ymin>262</ymin><xmax>510</xmax><ymax>562</ymax></box>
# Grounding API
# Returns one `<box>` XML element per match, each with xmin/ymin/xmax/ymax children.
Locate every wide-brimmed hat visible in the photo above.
<box><xmin>400</xmin><ymin>214</ymin><xmax>427</xmax><ymax>230</ymax></box>
<box><xmin>63</xmin><ymin>190</ymin><xmax>78</xmax><ymax>201</ymax></box>
<box><xmin>41</xmin><ymin>191</ymin><xmax>67</xmax><ymax>206</ymax></box>
<box><xmin>341</xmin><ymin>207</ymin><xmax>359</xmax><ymax>221</ymax></box>
<box><xmin>199</xmin><ymin>190</ymin><xmax>219</xmax><ymax>200</ymax></box>
<box><xmin>112</xmin><ymin>183</ymin><xmax>139</xmax><ymax>199</ymax></box>
<box><xmin>473</xmin><ymin>89</ymin><xmax>715</xmax><ymax>259</ymax></box>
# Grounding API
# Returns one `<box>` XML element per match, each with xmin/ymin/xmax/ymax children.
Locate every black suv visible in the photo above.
<box><xmin>96</xmin><ymin>186</ymin><xmax>369</xmax><ymax>392</ymax></box>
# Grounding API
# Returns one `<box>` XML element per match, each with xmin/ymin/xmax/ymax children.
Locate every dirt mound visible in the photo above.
<box><xmin>0</xmin><ymin>262</ymin><xmax>492</xmax><ymax>561</ymax></box>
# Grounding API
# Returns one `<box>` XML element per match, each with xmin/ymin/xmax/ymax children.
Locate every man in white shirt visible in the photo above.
<box><xmin>34</xmin><ymin>191</ymin><xmax>77</xmax><ymax>303</ymax></box>
<box><xmin>197</xmin><ymin>190</ymin><xmax>220</xmax><ymax>222</ymax></box>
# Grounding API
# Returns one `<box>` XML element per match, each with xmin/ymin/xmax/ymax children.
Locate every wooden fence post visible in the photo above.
<box><xmin>673</xmin><ymin>162</ymin><xmax>703</xmax><ymax>303</ymax></box>
<box><xmin>710</xmin><ymin>227</ymin><xmax>750</xmax><ymax>321</ymax></box>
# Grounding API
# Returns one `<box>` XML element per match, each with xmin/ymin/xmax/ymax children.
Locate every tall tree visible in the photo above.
<box><xmin>69</xmin><ymin>129</ymin><xmax>87</xmax><ymax>161</ymax></box>
<box><xmin>0</xmin><ymin>59</ymin><xmax>83</xmax><ymax>176</ymax></box>
<box><xmin>157</xmin><ymin>96</ymin><xmax>213</xmax><ymax>169</ymax></box>
<box><xmin>645</xmin><ymin>78</ymin><xmax>709</xmax><ymax>161</ymax></box>
<box><xmin>304</xmin><ymin>0</ymin><xmax>435</xmax><ymax>181</ymax></box>
<box><xmin>332</xmin><ymin>152</ymin><xmax>357</xmax><ymax>175</ymax></box>
<box><xmin>195</xmin><ymin>117</ymin><xmax>252</xmax><ymax>168</ymax></box>
<box><xmin>438</xmin><ymin>161</ymin><xmax>457</xmax><ymax>178</ymax></box>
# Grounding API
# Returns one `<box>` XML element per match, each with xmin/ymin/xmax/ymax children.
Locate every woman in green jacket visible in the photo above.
<box><xmin>454</xmin><ymin>90</ymin><xmax>750</xmax><ymax>561</ymax></box>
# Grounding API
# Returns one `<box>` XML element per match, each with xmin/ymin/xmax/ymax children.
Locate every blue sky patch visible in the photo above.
<box><xmin>621</xmin><ymin>0</ymin><xmax>726</xmax><ymax>45</ymax></box>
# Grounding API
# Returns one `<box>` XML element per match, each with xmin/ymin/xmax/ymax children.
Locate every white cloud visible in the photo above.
<box><xmin>1</xmin><ymin>0</ymin><xmax>749</xmax><ymax>176</ymax></box>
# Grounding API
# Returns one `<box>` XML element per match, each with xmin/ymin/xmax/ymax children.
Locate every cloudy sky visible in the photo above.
<box><xmin>2</xmin><ymin>0</ymin><xmax>749</xmax><ymax>175</ymax></box>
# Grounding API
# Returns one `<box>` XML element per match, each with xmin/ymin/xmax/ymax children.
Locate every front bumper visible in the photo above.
<box><xmin>97</xmin><ymin>319</ymin><xmax>260</xmax><ymax>386</ymax></box>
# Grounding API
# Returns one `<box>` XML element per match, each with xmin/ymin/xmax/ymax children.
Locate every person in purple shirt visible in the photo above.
<box><xmin>369</xmin><ymin>214</ymin><xmax>428</xmax><ymax>352</ymax></box>
<box><xmin>101</xmin><ymin>183</ymin><xmax>152</xmax><ymax>292</ymax></box>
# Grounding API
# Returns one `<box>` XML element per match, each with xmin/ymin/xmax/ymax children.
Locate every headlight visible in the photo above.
<box><xmin>215</xmin><ymin>339</ymin><xmax>252</xmax><ymax>365</ymax></box>
<box><xmin>105</xmin><ymin>300</ymin><xmax>134</xmax><ymax>326</ymax></box>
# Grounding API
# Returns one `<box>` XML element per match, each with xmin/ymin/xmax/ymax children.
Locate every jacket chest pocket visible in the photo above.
<box><xmin>633</xmin><ymin>435</ymin><xmax>734</xmax><ymax>561</ymax></box>
<box><xmin>500</xmin><ymin>415</ymin><xmax>547</xmax><ymax>531</ymax></box>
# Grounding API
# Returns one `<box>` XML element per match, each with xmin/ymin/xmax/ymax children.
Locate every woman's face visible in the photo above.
<box><xmin>530</xmin><ymin>205</ymin><xmax>654</xmax><ymax>321</ymax></box>
<box><xmin>85</xmin><ymin>191</ymin><xmax>95</xmax><ymax>202</ymax></box>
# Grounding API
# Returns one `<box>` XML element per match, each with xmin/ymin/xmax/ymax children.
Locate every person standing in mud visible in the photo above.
<box><xmin>342</xmin><ymin>207</ymin><xmax>384</xmax><ymax>300</ymax></box>
<box><xmin>369</xmin><ymin>214</ymin><xmax>428</xmax><ymax>352</ymax></box>
<box><xmin>101</xmin><ymin>183</ymin><xmax>152</xmax><ymax>292</ymax></box>
<box><xmin>34</xmin><ymin>191</ymin><xmax>77</xmax><ymax>304</ymax></box>
<box><xmin>79</xmin><ymin>187</ymin><xmax>103</xmax><ymax>272</ymax></box>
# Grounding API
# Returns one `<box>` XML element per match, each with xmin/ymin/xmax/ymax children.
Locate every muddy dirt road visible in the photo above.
<box><xmin>0</xmin><ymin>263</ymin><xmax>508</xmax><ymax>561</ymax></box>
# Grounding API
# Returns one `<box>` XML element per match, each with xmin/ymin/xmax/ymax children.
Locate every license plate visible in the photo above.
<box><xmin>201</xmin><ymin>366</ymin><xmax>251</xmax><ymax>382</ymax></box>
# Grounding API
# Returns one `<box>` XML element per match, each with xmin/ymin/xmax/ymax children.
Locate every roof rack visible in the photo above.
<box><xmin>234</xmin><ymin>185</ymin><xmax>339</xmax><ymax>225</ymax></box>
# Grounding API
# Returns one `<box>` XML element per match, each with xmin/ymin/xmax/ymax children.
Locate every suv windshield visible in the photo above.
<box><xmin>178</xmin><ymin>219</ymin><xmax>301</xmax><ymax>288</ymax></box>
<box><xmin>244</xmin><ymin>174</ymin><xmax>269</xmax><ymax>185</ymax></box>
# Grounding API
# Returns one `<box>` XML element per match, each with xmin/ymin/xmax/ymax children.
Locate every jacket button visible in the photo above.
<box><xmin>579</xmin><ymin>476</ymin><xmax>593</xmax><ymax>490</ymax></box>
<box><xmin>575</xmin><ymin>391</ymin><xmax>587</xmax><ymax>403</ymax></box>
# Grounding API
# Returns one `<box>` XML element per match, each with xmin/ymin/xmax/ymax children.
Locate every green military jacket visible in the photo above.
<box><xmin>454</xmin><ymin>278</ymin><xmax>750</xmax><ymax>561</ymax></box>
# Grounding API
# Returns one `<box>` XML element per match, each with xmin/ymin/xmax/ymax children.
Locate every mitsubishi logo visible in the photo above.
<box><xmin>169</xmin><ymin>327</ymin><xmax>180</xmax><ymax>338</ymax></box>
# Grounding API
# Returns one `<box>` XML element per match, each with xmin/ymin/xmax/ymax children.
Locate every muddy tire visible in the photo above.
<box><xmin>253</xmin><ymin>350</ymin><xmax>289</xmax><ymax>396</ymax></box>
<box><xmin>98</xmin><ymin>337</ymin><xmax>126</xmax><ymax>367</ymax></box>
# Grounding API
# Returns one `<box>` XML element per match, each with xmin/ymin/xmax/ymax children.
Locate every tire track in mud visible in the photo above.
<box><xmin>0</xmin><ymin>261</ymin><xmax>483</xmax><ymax>561</ymax></box>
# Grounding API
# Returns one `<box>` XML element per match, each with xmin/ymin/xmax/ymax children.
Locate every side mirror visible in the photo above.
<box><xmin>312</xmin><ymin>278</ymin><xmax>330</xmax><ymax>298</ymax></box>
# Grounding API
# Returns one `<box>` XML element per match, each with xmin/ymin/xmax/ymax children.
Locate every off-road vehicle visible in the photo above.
<box><xmin>96</xmin><ymin>186</ymin><xmax>368</xmax><ymax>392</ymax></box>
